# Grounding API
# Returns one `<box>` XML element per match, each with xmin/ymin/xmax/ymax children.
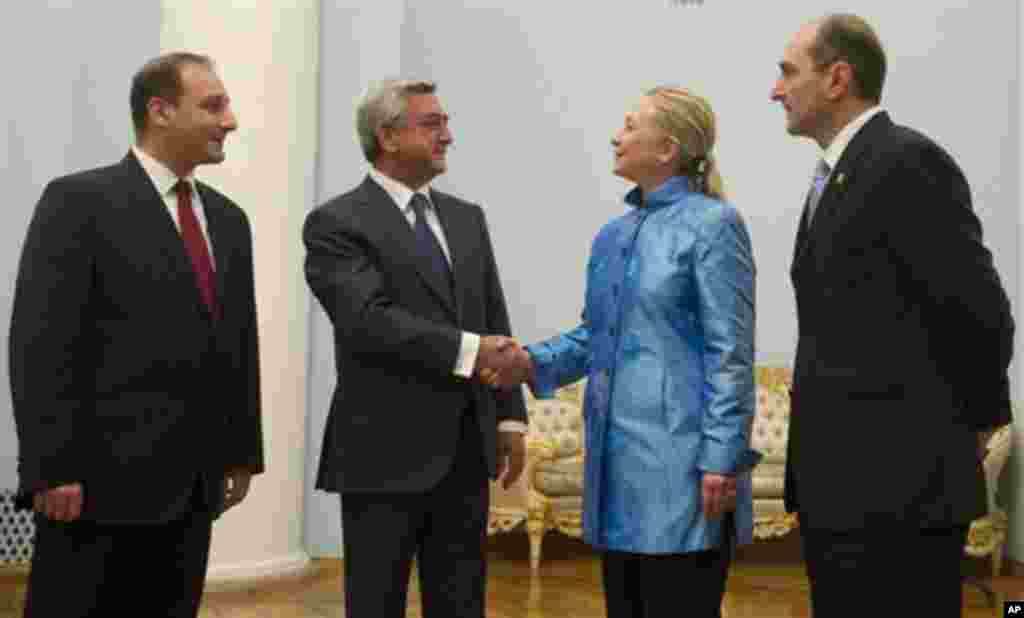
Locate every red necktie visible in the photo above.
<box><xmin>175</xmin><ymin>180</ymin><xmax>220</xmax><ymax>321</ymax></box>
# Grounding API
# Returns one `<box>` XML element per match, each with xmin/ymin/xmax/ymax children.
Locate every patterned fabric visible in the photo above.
<box><xmin>0</xmin><ymin>490</ymin><xmax>34</xmax><ymax>566</ymax></box>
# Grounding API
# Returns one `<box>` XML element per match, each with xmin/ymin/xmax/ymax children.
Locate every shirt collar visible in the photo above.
<box><xmin>822</xmin><ymin>105</ymin><xmax>884</xmax><ymax>170</ymax></box>
<box><xmin>368</xmin><ymin>167</ymin><xmax>433</xmax><ymax>213</ymax></box>
<box><xmin>132</xmin><ymin>145</ymin><xmax>194</xmax><ymax>197</ymax></box>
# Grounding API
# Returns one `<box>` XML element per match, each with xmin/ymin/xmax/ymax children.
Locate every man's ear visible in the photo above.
<box><xmin>377</xmin><ymin>126</ymin><xmax>400</xmax><ymax>155</ymax></box>
<box><xmin>827</xmin><ymin>61</ymin><xmax>855</xmax><ymax>101</ymax></box>
<box><xmin>147</xmin><ymin>97</ymin><xmax>174</xmax><ymax>129</ymax></box>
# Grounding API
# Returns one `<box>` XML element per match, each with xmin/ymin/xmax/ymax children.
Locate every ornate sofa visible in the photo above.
<box><xmin>488</xmin><ymin>380</ymin><xmax>586</xmax><ymax>571</ymax></box>
<box><xmin>488</xmin><ymin>367</ymin><xmax>1012</xmax><ymax>573</ymax></box>
<box><xmin>750</xmin><ymin>366</ymin><xmax>798</xmax><ymax>539</ymax></box>
<box><xmin>966</xmin><ymin>423</ymin><xmax>1012</xmax><ymax>576</ymax></box>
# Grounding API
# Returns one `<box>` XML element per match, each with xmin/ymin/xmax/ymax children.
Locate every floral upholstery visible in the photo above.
<box><xmin>751</xmin><ymin>366</ymin><xmax>798</xmax><ymax>539</ymax></box>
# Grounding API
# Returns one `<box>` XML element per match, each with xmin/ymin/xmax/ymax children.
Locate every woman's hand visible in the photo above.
<box><xmin>701</xmin><ymin>472</ymin><xmax>737</xmax><ymax>520</ymax></box>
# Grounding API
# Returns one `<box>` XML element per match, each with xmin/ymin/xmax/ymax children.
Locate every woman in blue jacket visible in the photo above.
<box><xmin>524</xmin><ymin>87</ymin><xmax>757</xmax><ymax>617</ymax></box>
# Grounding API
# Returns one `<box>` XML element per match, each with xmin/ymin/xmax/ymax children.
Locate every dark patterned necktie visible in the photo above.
<box><xmin>410</xmin><ymin>193</ymin><xmax>453</xmax><ymax>291</ymax></box>
<box><xmin>175</xmin><ymin>180</ymin><xmax>220</xmax><ymax>320</ymax></box>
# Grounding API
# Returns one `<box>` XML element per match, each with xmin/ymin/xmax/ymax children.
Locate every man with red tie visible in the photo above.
<box><xmin>9</xmin><ymin>52</ymin><xmax>264</xmax><ymax>618</ymax></box>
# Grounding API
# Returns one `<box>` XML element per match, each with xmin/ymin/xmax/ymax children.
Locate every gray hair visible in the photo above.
<box><xmin>355</xmin><ymin>79</ymin><xmax>437</xmax><ymax>163</ymax></box>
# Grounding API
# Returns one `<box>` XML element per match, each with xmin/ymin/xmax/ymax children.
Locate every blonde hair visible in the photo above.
<box><xmin>356</xmin><ymin>79</ymin><xmax>437</xmax><ymax>163</ymax></box>
<box><xmin>645</xmin><ymin>86</ymin><xmax>726</xmax><ymax>200</ymax></box>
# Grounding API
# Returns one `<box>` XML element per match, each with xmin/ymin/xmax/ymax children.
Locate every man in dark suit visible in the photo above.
<box><xmin>304</xmin><ymin>79</ymin><xmax>531</xmax><ymax>618</ymax></box>
<box><xmin>771</xmin><ymin>14</ymin><xmax>1014</xmax><ymax>617</ymax></box>
<box><xmin>9</xmin><ymin>52</ymin><xmax>264</xmax><ymax>618</ymax></box>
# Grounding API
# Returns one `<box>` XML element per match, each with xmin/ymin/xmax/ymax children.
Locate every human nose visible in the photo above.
<box><xmin>770</xmin><ymin>80</ymin><xmax>784</xmax><ymax>102</ymax></box>
<box><xmin>222</xmin><ymin>106</ymin><xmax>239</xmax><ymax>132</ymax></box>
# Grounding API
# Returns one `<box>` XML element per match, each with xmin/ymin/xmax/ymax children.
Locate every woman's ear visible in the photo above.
<box><xmin>660</xmin><ymin>135</ymin><xmax>682</xmax><ymax>167</ymax></box>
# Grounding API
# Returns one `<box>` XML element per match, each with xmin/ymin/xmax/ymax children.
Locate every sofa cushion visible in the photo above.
<box><xmin>529</xmin><ymin>400</ymin><xmax>584</xmax><ymax>459</ymax></box>
<box><xmin>534</xmin><ymin>455</ymin><xmax>584</xmax><ymax>496</ymax></box>
<box><xmin>751</xmin><ymin>462</ymin><xmax>785</xmax><ymax>498</ymax></box>
<box><xmin>752</xmin><ymin>378</ymin><xmax>790</xmax><ymax>465</ymax></box>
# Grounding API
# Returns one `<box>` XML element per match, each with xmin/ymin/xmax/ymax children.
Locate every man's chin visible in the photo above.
<box><xmin>784</xmin><ymin>119</ymin><xmax>806</xmax><ymax>137</ymax></box>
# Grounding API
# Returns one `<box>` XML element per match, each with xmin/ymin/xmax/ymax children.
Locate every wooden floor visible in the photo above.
<box><xmin>2</xmin><ymin>534</ymin><xmax>1022</xmax><ymax>617</ymax></box>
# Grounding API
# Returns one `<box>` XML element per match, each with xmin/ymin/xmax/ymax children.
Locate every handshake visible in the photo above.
<box><xmin>474</xmin><ymin>335</ymin><xmax>534</xmax><ymax>390</ymax></box>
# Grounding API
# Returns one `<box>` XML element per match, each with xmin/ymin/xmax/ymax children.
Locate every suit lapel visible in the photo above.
<box><xmin>792</xmin><ymin>112</ymin><xmax>892</xmax><ymax>274</ymax></box>
<box><xmin>119</xmin><ymin>152</ymin><xmax>217</xmax><ymax>320</ymax></box>
<box><xmin>361</xmin><ymin>178</ymin><xmax>458</xmax><ymax>318</ymax></box>
<box><xmin>430</xmin><ymin>189</ymin><xmax>466</xmax><ymax>322</ymax></box>
<box><xmin>119</xmin><ymin>153</ymin><xmax>202</xmax><ymax>288</ymax></box>
<box><xmin>791</xmin><ymin>193</ymin><xmax>813</xmax><ymax>275</ymax></box>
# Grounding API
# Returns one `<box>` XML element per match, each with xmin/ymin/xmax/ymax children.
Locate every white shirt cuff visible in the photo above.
<box><xmin>455</xmin><ymin>331</ymin><xmax>481</xmax><ymax>378</ymax></box>
<box><xmin>498</xmin><ymin>420</ymin><xmax>528</xmax><ymax>434</ymax></box>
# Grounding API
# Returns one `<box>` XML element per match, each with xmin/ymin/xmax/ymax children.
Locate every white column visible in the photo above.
<box><xmin>160</xmin><ymin>1</ymin><xmax>319</xmax><ymax>582</ymax></box>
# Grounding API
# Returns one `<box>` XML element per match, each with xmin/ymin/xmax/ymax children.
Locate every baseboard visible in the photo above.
<box><xmin>205</xmin><ymin>550</ymin><xmax>314</xmax><ymax>590</ymax></box>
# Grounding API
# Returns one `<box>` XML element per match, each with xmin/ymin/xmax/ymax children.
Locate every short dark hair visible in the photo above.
<box><xmin>811</xmin><ymin>14</ymin><xmax>886</xmax><ymax>103</ymax></box>
<box><xmin>130</xmin><ymin>52</ymin><xmax>214</xmax><ymax>135</ymax></box>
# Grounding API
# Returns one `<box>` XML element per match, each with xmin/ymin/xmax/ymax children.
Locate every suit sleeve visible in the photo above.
<box><xmin>477</xmin><ymin>207</ymin><xmax>528</xmax><ymax>424</ymax></box>
<box><xmin>887</xmin><ymin>143</ymin><xmax>1014</xmax><ymax>430</ymax></box>
<box><xmin>9</xmin><ymin>178</ymin><xmax>95</xmax><ymax>497</ymax></box>
<box><xmin>693</xmin><ymin>208</ymin><xmax>757</xmax><ymax>475</ymax></box>
<box><xmin>303</xmin><ymin>205</ymin><xmax>461</xmax><ymax>376</ymax></box>
<box><xmin>228</xmin><ymin>210</ymin><xmax>265</xmax><ymax>474</ymax></box>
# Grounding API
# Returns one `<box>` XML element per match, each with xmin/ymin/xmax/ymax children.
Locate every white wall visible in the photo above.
<box><xmin>160</xmin><ymin>1</ymin><xmax>319</xmax><ymax>581</ymax></box>
<box><xmin>1009</xmin><ymin>0</ymin><xmax>1024</xmax><ymax>564</ymax></box>
<box><xmin>0</xmin><ymin>1</ymin><xmax>160</xmax><ymax>490</ymax></box>
<box><xmin>398</xmin><ymin>1</ymin><xmax>1017</xmax><ymax>361</ymax></box>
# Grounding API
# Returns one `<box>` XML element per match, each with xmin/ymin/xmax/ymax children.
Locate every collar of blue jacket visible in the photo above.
<box><xmin>624</xmin><ymin>175</ymin><xmax>698</xmax><ymax>210</ymax></box>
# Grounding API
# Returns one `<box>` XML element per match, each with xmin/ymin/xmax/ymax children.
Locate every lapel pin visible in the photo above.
<box><xmin>836</xmin><ymin>172</ymin><xmax>846</xmax><ymax>186</ymax></box>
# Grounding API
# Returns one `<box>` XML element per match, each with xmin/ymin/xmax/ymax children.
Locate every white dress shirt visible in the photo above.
<box><xmin>368</xmin><ymin>168</ymin><xmax>525</xmax><ymax>434</ymax></box>
<box><xmin>821</xmin><ymin>105</ymin><xmax>885</xmax><ymax>173</ymax></box>
<box><xmin>131</xmin><ymin>145</ymin><xmax>215</xmax><ymax>267</ymax></box>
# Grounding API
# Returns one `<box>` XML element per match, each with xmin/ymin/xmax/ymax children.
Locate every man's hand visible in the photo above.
<box><xmin>475</xmin><ymin>336</ymin><xmax>534</xmax><ymax>390</ymax></box>
<box><xmin>495</xmin><ymin>431</ymin><xmax>527</xmax><ymax>490</ymax></box>
<box><xmin>33</xmin><ymin>483</ymin><xmax>84</xmax><ymax>522</ymax></box>
<box><xmin>222</xmin><ymin>469</ymin><xmax>252</xmax><ymax>513</ymax></box>
<box><xmin>701</xmin><ymin>473</ymin><xmax>737</xmax><ymax>521</ymax></box>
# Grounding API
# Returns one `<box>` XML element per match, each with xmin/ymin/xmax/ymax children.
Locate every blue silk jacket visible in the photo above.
<box><xmin>527</xmin><ymin>176</ymin><xmax>757</xmax><ymax>554</ymax></box>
